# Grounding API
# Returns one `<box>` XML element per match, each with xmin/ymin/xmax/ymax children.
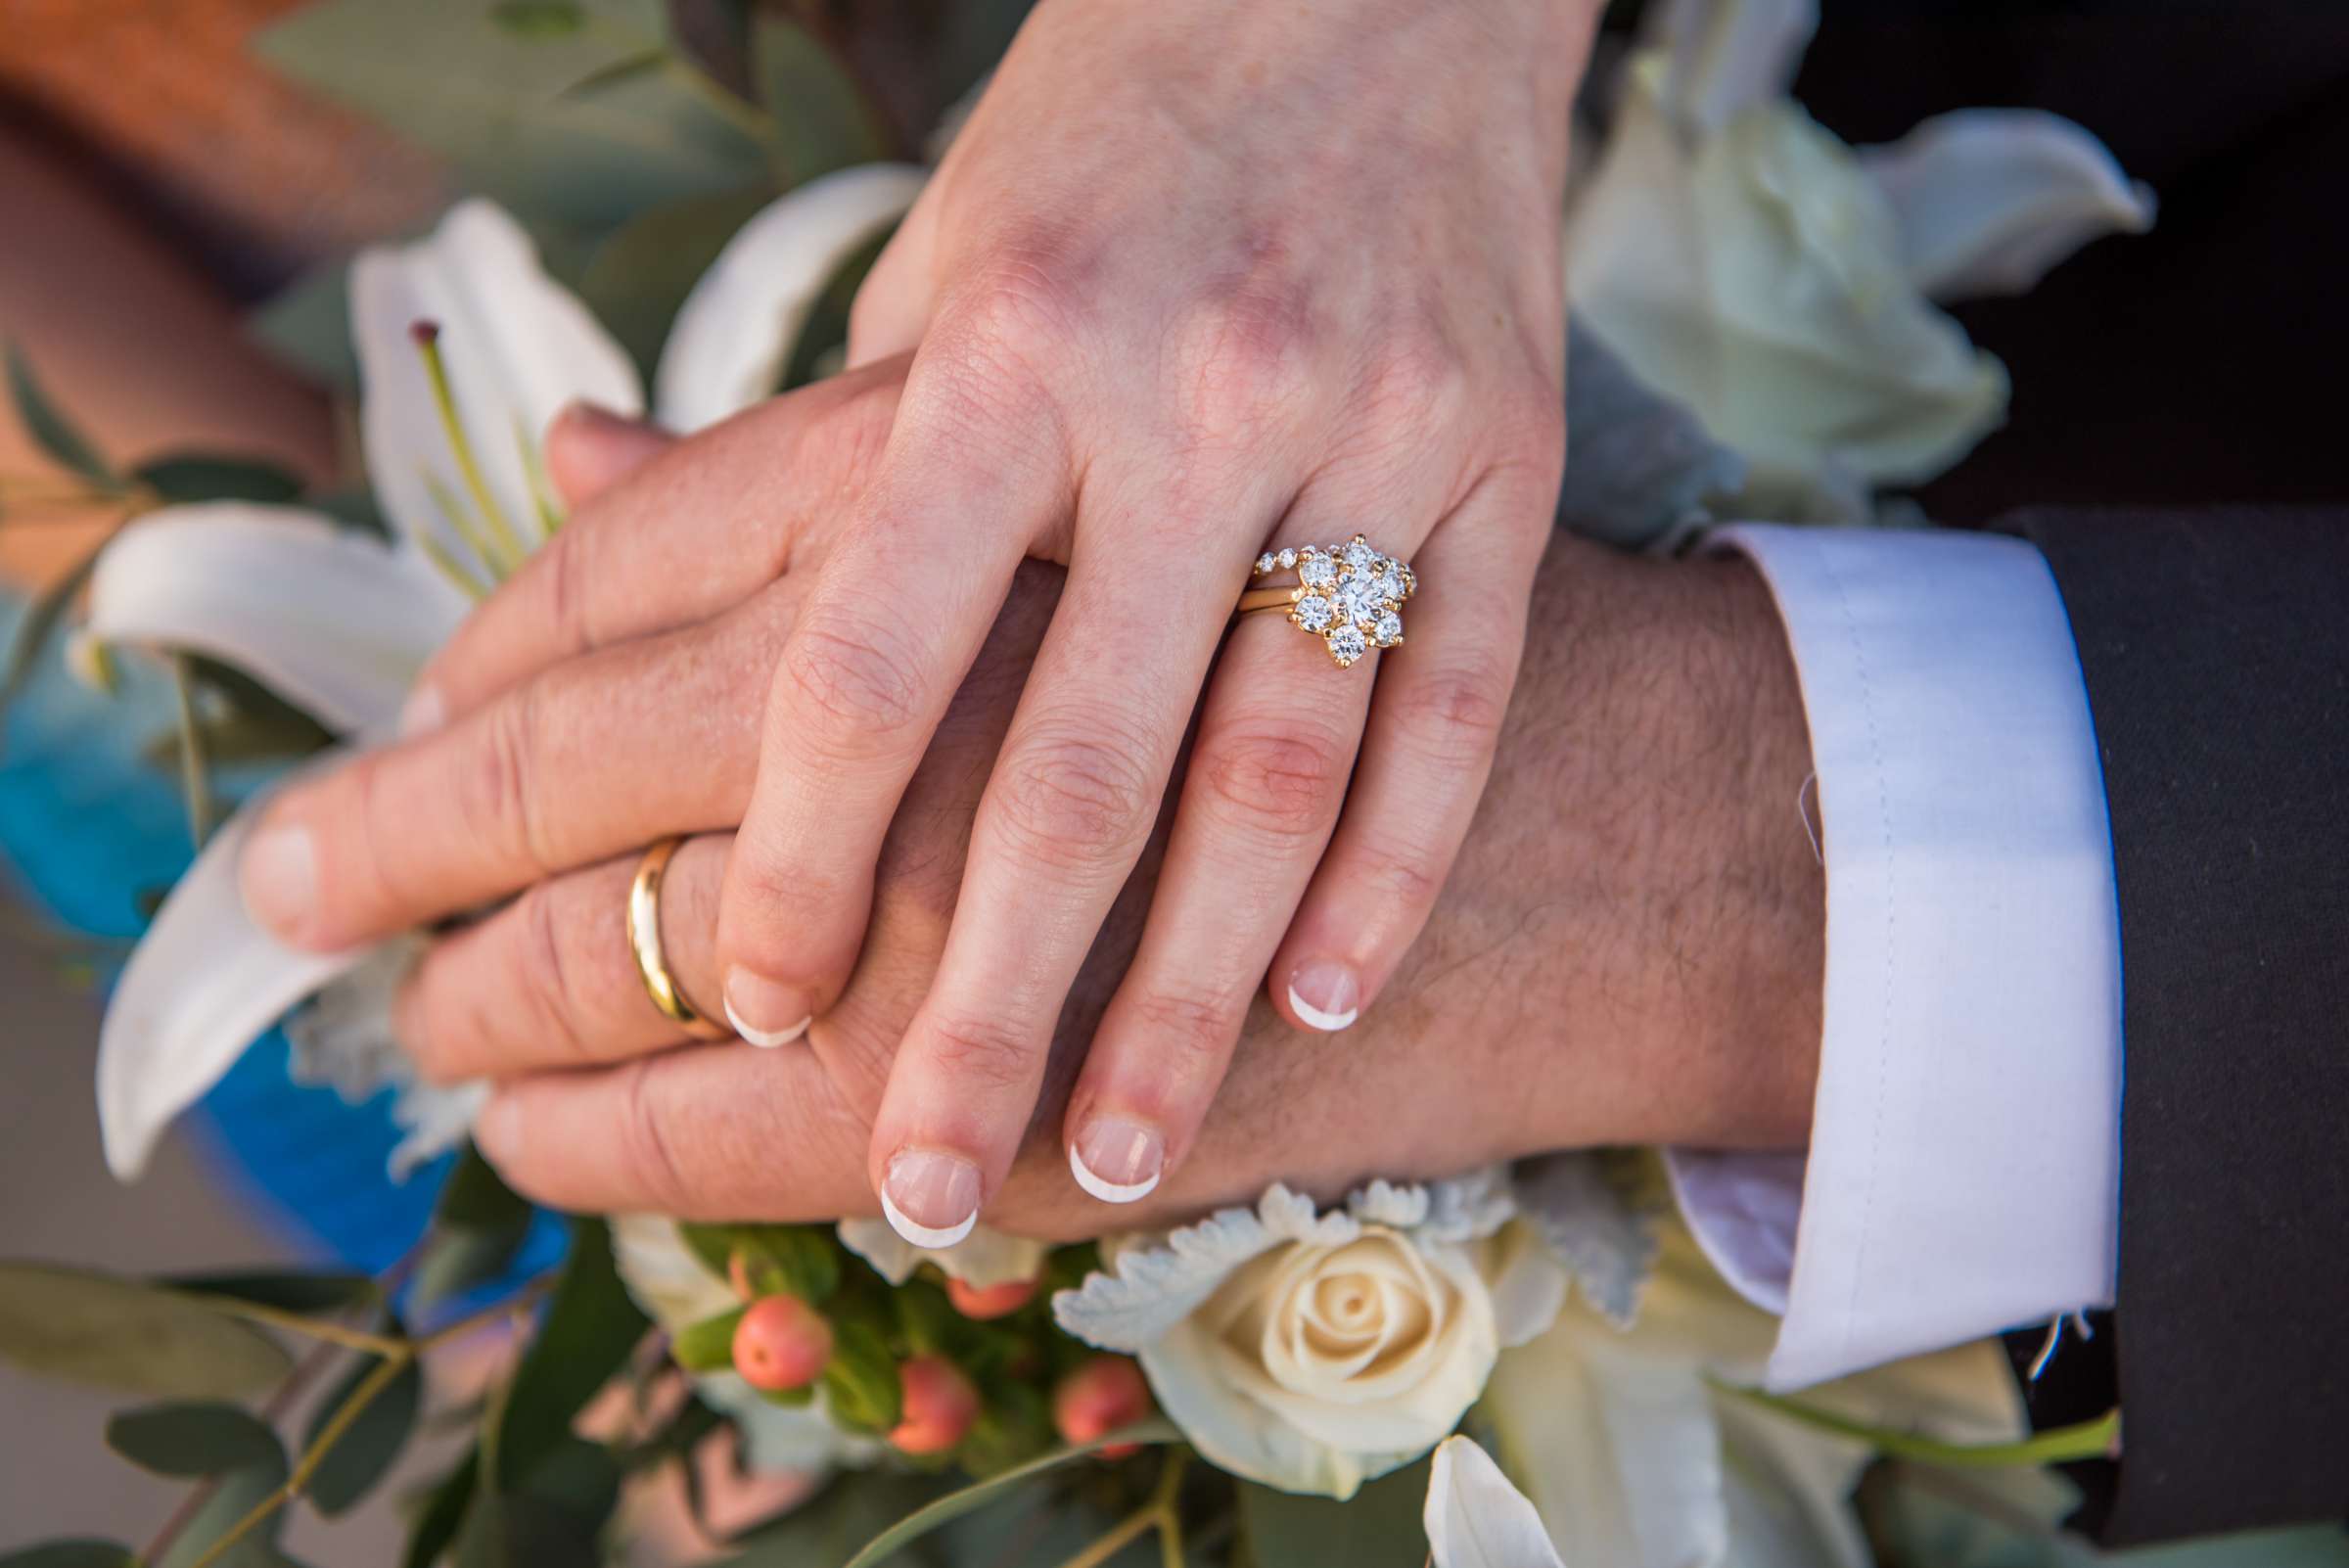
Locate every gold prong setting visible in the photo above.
<box><xmin>1250</xmin><ymin>533</ymin><xmax>1414</xmax><ymax>667</ymax></box>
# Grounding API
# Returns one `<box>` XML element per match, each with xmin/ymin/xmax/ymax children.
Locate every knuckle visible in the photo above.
<box><xmin>1393</xmin><ymin>652</ymin><xmax>1517</xmax><ymax>762</ymax></box>
<box><xmin>618</xmin><ymin>1057</ymin><xmax>690</xmax><ymax>1215</ymax></box>
<box><xmin>1489</xmin><ymin>386</ymin><xmax>1568</xmax><ymax>482</ymax></box>
<box><xmin>922</xmin><ymin>1010</ymin><xmax>1039</xmax><ymax>1097</ymax></box>
<box><xmin>1193</xmin><ymin>723</ymin><xmax>1346</xmax><ymax>842</ymax></box>
<box><xmin>456</xmin><ymin>688</ymin><xmax>552</xmax><ymax>872</ymax></box>
<box><xmin>1122</xmin><ymin>985</ymin><xmax>1241</xmax><ymax>1076</ymax></box>
<box><xmin>989</xmin><ymin>725</ymin><xmax>1158</xmax><ymax>872</ymax></box>
<box><xmin>514</xmin><ymin>883</ymin><xmax>597</xmax><ymax>1063</ymax></box>
<box><xmin>1167</xmin><ymin>288</ymin><xmax>1318</xmax><ymax>446</ymax></box>
<box><xmin>1359</xmin><ymin>322</ymin><xmax>1470</xmax><ymax>432</ymax></box>
<box><xmin>781</xmin><ymin>614</ymin><xmax>930</xmax><ymax>742</ymax></box>
<box><xmin>1346</xmin><ymin>829</ymin><xmax>1450</xmax><ymax>913</ymax></box>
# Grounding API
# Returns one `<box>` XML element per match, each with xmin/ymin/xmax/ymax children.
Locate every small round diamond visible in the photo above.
<box><xmin>1371</xmin><ymin>567</ymin><xmax>1405</xmax><ymax>602</ymax></box>
<box><xmin>1374</xmin><ymin>611</ymin><xmax>1404</xmax><ymax>646</ymax></box>
<box><xmin>1256</xmin><ymin>552</ymin><xmax>1275</xmax><ymax>575</ymax></box>
<box><xmin>1342</xmin><ymin>538</ymin><xmax>1377</xmax><ymax>572</ymax></box>
<box><xmin>1276</xmin><ymin>548</ymin><xmax>1299</xmax><ymax>571</ymax></box>
<box><xmin>1294</xmin><ymin>594</ymin><xmax>1334</xmax><ymax>632</ymax></box>
<box><xmin>1298</xmin><ymin>551</ymin><xmax>1337</xmax><ymax>589</ymax></box>
<box><xmin>1329</xmin><ymin>623</ymin><xmax>1368</xmax><ymax>664</ymax></box>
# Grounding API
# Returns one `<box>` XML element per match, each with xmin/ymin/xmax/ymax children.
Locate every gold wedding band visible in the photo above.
<box><xmin>627</xmin><ymin>837</ymin><xmax>732</xmax><ymax>1041</ymax></box>
<box><xmin>1235</xmin><ymin>534</ymin><xmax>1415</xmax><ymax>668</ymax></box>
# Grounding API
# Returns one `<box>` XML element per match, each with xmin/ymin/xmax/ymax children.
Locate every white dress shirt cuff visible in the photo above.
<box><xmin>1668</xmin><ymin>522</ymin><xmax>2123</xmax><ymax>1391</ymax></box>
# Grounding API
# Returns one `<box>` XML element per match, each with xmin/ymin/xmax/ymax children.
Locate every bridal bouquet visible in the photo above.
<box><xmin>0</xmin><ymin>0</ymin><xmax>2190</xmax><ymax>1563</ymax></box>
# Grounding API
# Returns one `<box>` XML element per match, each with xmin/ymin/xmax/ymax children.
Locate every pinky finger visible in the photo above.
<box><xmin>1268</xmin><ymin>475</ymin><xmax>1550</xmax><ymax>1033</ymax></box>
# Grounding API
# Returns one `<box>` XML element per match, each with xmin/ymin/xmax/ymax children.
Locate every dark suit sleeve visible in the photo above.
<box><xmin>1998</xmin><ymin>506</ymin><xmax>2349</xmax><ymax>1545</ymax></box>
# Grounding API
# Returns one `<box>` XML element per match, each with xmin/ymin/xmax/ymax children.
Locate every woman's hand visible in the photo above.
<box><xmin>382</xmin><ymin>447</ymin><xmax>1821</xmax><ymax>1232</ymax></box>
<box><xmin>714</xmin><ymin>0</ymin><xmax>1598</xmax><ymax>1242</ymax></box>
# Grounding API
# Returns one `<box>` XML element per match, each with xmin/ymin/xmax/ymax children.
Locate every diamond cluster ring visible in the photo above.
<box><xmin>1234</xmin><ymin>534</ymin><xmax>1416</xmax><ymax>668</ymax></box>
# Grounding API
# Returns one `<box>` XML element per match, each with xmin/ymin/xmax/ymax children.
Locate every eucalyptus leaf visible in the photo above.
<box><xmin>255</xmin><ymin>0</ymin><xmax>775</xmax><ymax>231</ymax></box>
<box><xmin>839</xmin><ymin>1422</ymin><xmax>1181</xmax><ymax>1568</ymax></box>
<box><xmin>457</xmin><ymin>1437</ymin><xmax>621</xmax><ymax>1568</ymax></box>
<box><xmin>5</xmin><ymin>343</ymin><xmax>117</xmax><ymax>487</ymax></box>
<box><xmin>486</xmin><ymin>1219</ymin><xmax>648</xmax><ymax>1492</ymax></box>
<box><xmin>818</xmin><ymin>1318</ymin><xmax>900</xmax><ymax>1437</ymax></box>
<box><xmin>1238</xmin><ymin>1457</ymin><xmax>1433</xmax><ymax>1568</ymax></box>
<box><xmin>0</xmin><ymin>1544</ymin><xmax>136</xmax><ymax>1568</ymax></box>
<box><xmin>750</xmin><ymin>15</ymin><xmax>890</xmax><ymax>180</ymax></box>
<box><xmin>132</xmin><ymin>456</ymin><xmax>304</xmax><ymax>507</ymax></box>
<box><xmin>0</xmin><ymin>1264</ymin><xmax>292</xmax><ymax>1399</ymax></box>
<box><xmin>164</xmin><ymin>1271</ymin><xmax>375</xmax><ymax>1314</ymax></box>
<box><xmin>249</xmin><ymin>266</ymin><xmax>359</xmax><ymax>393</ymax></box>
<box><xmin>491</xmin><ymin>0</ymin><xmax>586</xmax><ymax>37</ymax></box>
<box><xmin>401</xmin><ymin>1446</ymin><xmax>479</xmax><ymax>1568</ymax></box>
<box><xmin>154</xmin><ymin>1443</ymin><xmax>293</xmax><ymax>1568</ymax></box>
<box><xmin>577</xmin><ymin>187</ymin><xmax>777</xmax><ymax>375</ymax></box>
<box><xmin>0</xmin><ymin>544</ymin><xmax>103</xmax><ymax>737</ymax></box>
<box><xmin>303</xmin><ymin>1351</ymin><xmax>423</xmax><ymax>1515</ymax></box>
<box><xmin>725</xmin><ymin>1471</ymin><xmax>955</xmax><ymax>1567</ymax></box>
<box><xmin>106</xmin><ymin>1401</ymin><xmax>284</xmax><ymax>1478</ymax></box>
<box><xmin>412</xmin><ymin>1145</ymin><xmax>535</xmax><ymax>1311</ymax></box>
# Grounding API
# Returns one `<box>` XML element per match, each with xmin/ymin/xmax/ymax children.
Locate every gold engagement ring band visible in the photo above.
<box><xmin>628</xmin><ymin>837</ymin><xmax>732</xmax><ymax>1041</ymax></box>
<box><xmin>1235</xmin><ymin>534</ymin><xmax>1416</xmax><ymax>667</ymax></box>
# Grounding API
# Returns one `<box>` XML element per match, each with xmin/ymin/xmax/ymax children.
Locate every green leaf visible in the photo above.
<box><xmin>576</xmin><ymin>186</ymin><xmax>777</xmax><ymax>375</ymax></box>
<box><xmin>0</xmin><ymin>543</ymin><xmax>102</xmax><ymax>739</ymax></box>
<box><xmin>165</xmin><ymin>1271</ymin><xmax>376</xmax><ymax>1314</ymax></box>
<box><xmin>485</xmin><ymin>1219</ymin><xmax>648</xmax><ymax>1492</ymax></box>
<box><xmin>132</xmin><ymin>455</ymin><xmax>305</xmax><ymax>506</ymax></box>
<box><xmin>669</xmin><ymin>1305</ymin><xmax>745</xmax><ymax>1374</ymax></box>
<box><xmin>106</xmin><ymin>1401</ymin><xmax>285</xmax><ymax>1478</ymax></box>
<box><xmin>680</xmin><ymin>1222</ymin><xmax>840</xmax><ymax>1304</ymax></box>
<box><xmin>412</xmin><ymin>1145</ymin><xmax>535</xmax><ymax>1311</ymax></box>
<box><xmin>749</xmin><ymin>15</ymin><xmax>889</xmax><ymax>182</ymax></box>
<box><xmin>303</xmin><ymin>1352</ymin><xmax>423</xmax><ymax>1515</ymax></box>
<box><xmin>401</xmin><ymin>1446</ymin><xmax>479</xmax><ymax>1568</ymax></box>
<box><xmin>0</xmin><ymin>1264</ymin><xmax>293</xmax><ymax>1399</ymax></box>
<box><xmin>154</xmin><ymin>1441</ymin><xmax>294</xmax><ymax>1568</ymax></box>
<box><xmin>1239</xmin><ymin>1457</ymin><xmax>1432</xmax><ymax>1568</ymax></box>
<box><xmin>0</xmin><ymin>1541</ymin><xmax>137</xmax><ymax>1567</ymax></box>
<box><xmin>817</xmin><ymin>1318</ymin><xmax>900</xmax><ymax>1437</ymax></box>
<box><xmin>249</xmin><ymin>265</ymin><xmax>359</xmax><ymax>394</ymax></box>
<box><xmin>5</xmin><ymin>343</ymin><xmax>117</xmax><ymax>487</ymax></box>
<box><xmin>777</xmin><ymin>225</ymin><xmax>891</xmax><ymax>392</ymax></box>
<box><xmin>457</xmin><ymin>1437</ymin><xmax>621</xmax><ymax>1568</ymax></box>
<box><xmin>490</xmin><ymin>0</ymin><xmax>585</xmax><ymax>37</ymax></box>
<box><xmin>838</xmin><ymin>1422</ymin><xmax>1182</xmax><ymax>1568</ymax></box>
<box><xmin>723</xmin><ymin>1471</ymin><xmax>956</xmax><ymax>1567</ymax></box>
<box><xmin>255</xmin><ymin>0</ymin><xmax>776</xmax><ymax>231</ymax></box>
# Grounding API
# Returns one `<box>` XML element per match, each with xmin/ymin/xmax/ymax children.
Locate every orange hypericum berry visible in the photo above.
<box><xmin>889</xmin><ymin>1354</ymin><xmax>980</xmax><ymax>1455</ymax></box>
<box><xmin>1054</xmin><ymin>1355</ymin><xmax>1152</xmax><ymax>1457</ymax></box>
<box><xmin>945</xmin><ymin>1275</ymin><xmax>1039</xmax><ymax>1320</ymax></box>
<box><xmin>730</xmin><ymin>1294</ymin><xmax>833</xmax><ymax>1392</ymax></box>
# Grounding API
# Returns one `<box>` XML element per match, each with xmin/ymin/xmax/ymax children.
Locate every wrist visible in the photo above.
<box><xmin>1483</xmin><ymin>541</ymin><xmax>1821</xmax><ymax>1157</ymax></box>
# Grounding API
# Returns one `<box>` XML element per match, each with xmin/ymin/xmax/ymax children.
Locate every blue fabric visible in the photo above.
<box><xmin>0</xmin><ymin>589</ymin><xmax>563</xmax><ymax>1278</ymax></box>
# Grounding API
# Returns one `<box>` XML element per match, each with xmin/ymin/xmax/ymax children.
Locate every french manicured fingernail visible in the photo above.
<box><xmin>554</xmin><ymin>398</ymin><xmax>641</xmax><ymax>438</ymax></box>
<box><xmin>722</xmin><ymin>967</ymin><xmax>810</xmax><ymax>1048</ymax></box>
<box><xmin>1287</xmin><ymin>959</ymin><xmax>1360</xmax><ymax>1032</ymax></box>
<box><xmin>241</xmin><ymin>823</ymin><xmax>318</xmax><ymax>943</ymax></box>
<box><xmin>399</xmin><ymin>682</ymin><xmax>445</xmax><ymax>738</ymax></box>
<box><xmin>1070</xmin><ymin>1116</ymin><xmax>1164</xmax><ymax>1204</ymax></box>
<box><xmin>881</xmin><ymin>1149</ymin><xmax>981</xmax><ymax>1249</ymax></box>
<box><xmin>475</xmin><ymin>1094</ymin><xmax>523</xmax><ymax>1168</ymax></box>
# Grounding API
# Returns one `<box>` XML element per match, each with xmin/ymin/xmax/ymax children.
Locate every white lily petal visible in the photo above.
<box><xmin>1863</xmin><ymin>108</ymin><xmax>2155</xmax><ymax>301</ymax></box>
<box><xmin>653</xmin><ymin>164</ymin><xmax>927</xmax><ymax>434</ymax></box>
<box><xmin>1648</xmin><ymin>0</ymin><xmax>1818</xmax><ymax>138</ymax></box>
<box><xmin>1426</xmin><ymin>1437</ymin><xmax>1568</xmax><ymax>1568</ymax></box>
<box><xmin>353</xmin><ymin>199</ymin><xmax>642</xmax><ymax>563</ymax></box>
<box><xmin>611</xmin><ymin>1214</ymin><xmax>744</xmax><ymax>1328</ymax></box>
<box><xmin>85</xmin><ymin>504</ymin><xmax>458</xmax><ymax>735</ymax></box>
<box><xmin>99</xmin><ymin>794</ymin><xmax>373</xmax><ymax>1180</ymax></box>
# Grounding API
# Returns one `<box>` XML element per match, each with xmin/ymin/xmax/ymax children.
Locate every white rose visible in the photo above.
<box><xmin>1055</xmin><ymin>1176</ymin><xmax>1566</xmax><ymax>1499</ymax></box>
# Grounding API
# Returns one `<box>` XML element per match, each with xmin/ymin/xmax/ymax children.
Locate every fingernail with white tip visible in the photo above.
<box><xmin>1070</xmin><ymin>1115</ymin><xmax>1163</xmax><ymax>1203</ymax></box>
<box><xmin>1287</xmin><ymin>958</ymin><xmax>1360</xmax><ymax>1032</ymax></box>
<box><xmin>881</xmin><ymin>1148</ymin><xmax>981</xmax><ymax>1249</ymax></box>
<box><xmin>723</xmin><ymin>967</ymin><xmax>810</xmax><ymax>1047</ymax></box>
